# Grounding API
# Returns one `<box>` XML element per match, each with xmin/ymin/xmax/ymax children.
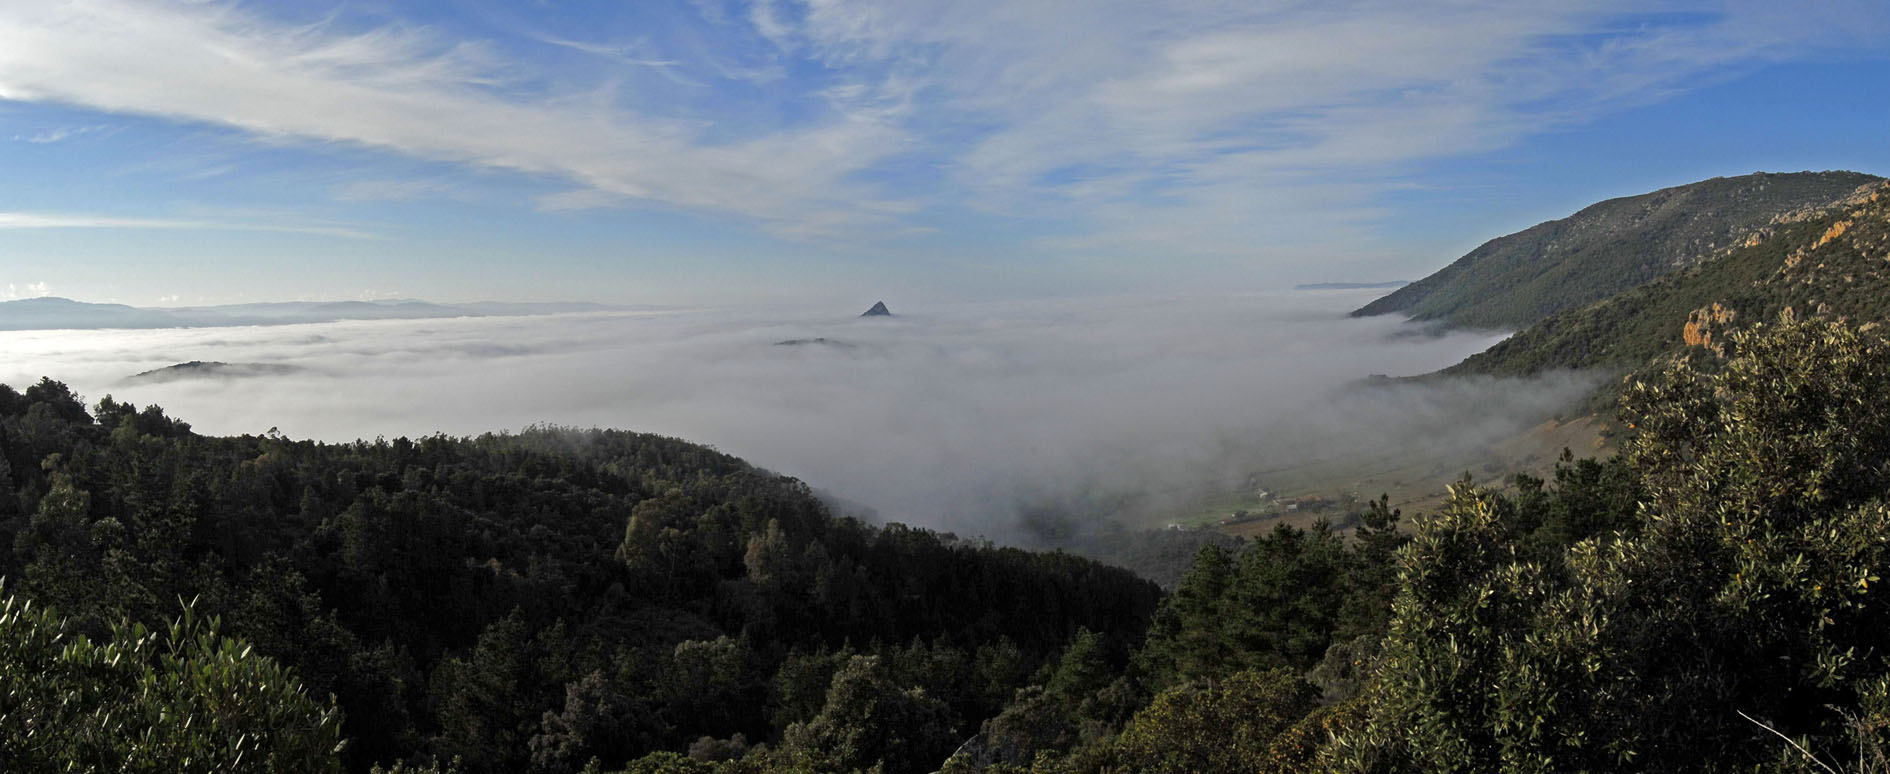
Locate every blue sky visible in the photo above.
<box><xmin>0</xmin><ymin>0</ymin><xmax>1887</xmax><ymax>306</ymax></box>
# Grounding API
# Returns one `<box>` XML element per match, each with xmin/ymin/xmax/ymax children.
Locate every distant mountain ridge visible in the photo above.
<box><xmin>0</xmin><ymin>296</ymin><xmax>186</xmax><ymax>330</ymax></box>
<box><xmin>0</xmin><ymin>297</ymin><xmax>633</xmax><ymax>331</ymax></box>
<box><xmin>1295</xmin><ymin>281</ymin><xmax>1410</xmax><ymax>290</ymax></box>
<box><xmin>1448</xmin><ymin>180</ymin><xmax>1890</xmax><ymax>379</ymax></box>
<box><xmin>1353</xmin><ymin>171</ymin><xmax>1883</xmax><ymax>330</ymax></box>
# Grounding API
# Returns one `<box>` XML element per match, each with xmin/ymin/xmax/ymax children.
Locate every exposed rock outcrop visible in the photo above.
<box><xmin>1682</xmin><ymin>303</ymin><xmax>1737</xmax><ymax>355</ymax></box>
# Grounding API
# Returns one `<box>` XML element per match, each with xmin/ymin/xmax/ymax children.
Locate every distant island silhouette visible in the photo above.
<box><xmin>122</xmin><ymin>361</ymin><xmax>305</xmax><ymax>385</ymax></box>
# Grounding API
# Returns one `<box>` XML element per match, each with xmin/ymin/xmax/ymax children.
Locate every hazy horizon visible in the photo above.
<box><xmin>0</xmin><ymin>0</ymin><xmax>1878</xmax><ymax>537</ymax></box>
<box><xmin>0</xmin><ymin>290</ymin><xmax>1595</xmax><ymax>539</ymax></box>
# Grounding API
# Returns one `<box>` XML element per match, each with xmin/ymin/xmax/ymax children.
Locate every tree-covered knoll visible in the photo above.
<box><xmin>1353</xmin><ymin>170</ymin><xmax>1879</xmax><ymax>331</ymax></box>
<box><xmin>0</xmin><ymin>382</ymin><xmax>1158</xmax><ymax>773</ymax></box>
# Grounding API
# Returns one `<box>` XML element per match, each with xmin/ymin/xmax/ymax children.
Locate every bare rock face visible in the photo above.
<box><xmin>861</xmin><ymin>301</ymin><xmax>892</xmax><ymax>317</ymax></box>
<box><xmin>1683</xmin><ymin>303</ymin><xmax>1737</xmax><ymax>354</ymax></box>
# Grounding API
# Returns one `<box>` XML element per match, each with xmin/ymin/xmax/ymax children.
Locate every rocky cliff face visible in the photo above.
<box><xmin>1683</xmin><ymin>303</ymin><xmax>1737</xmax><ymax>355</ymax></box>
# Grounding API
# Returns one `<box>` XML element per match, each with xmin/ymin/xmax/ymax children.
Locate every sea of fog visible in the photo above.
<box><xmin>0</xmin><ymin>290</ymin><xmax>1594</xmax><ymax>538</ymax></box>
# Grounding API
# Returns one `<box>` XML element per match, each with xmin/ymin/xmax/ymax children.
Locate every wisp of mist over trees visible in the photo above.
<box><xmin>0</xmin><ymin>291</ymin><xmax>1591</xmax><ymax>540</ymax></box>
<box><xmin>10</xmin><ymin>309</ymin><xmax>1890</xmax><ymax>773</ymax></box>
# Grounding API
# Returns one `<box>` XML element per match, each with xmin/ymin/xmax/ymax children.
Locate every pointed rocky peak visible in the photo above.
<box><xmin>861</xmin><ymin>301</ymin><xmax>892</xmax><ymax>317</ymax></box>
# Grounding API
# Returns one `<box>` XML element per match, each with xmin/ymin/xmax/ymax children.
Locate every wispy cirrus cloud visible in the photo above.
<box><xmin>767</xmin><ymin>0</ymin><xmax>1890</xmax><ymax>258</ymax></box>
<box><xmin>0</xmin><ymin>1</ymin><xmax>913</xmax><ymax>237</ymax></box>
<box><xmin>0</xmin><ymin>0</ymin><xmax>1884</xmax><ymax>276</ymax></box>
<box><xmin>526</xmin><ymin>32</ymin><xmax>703</xmax><ymax>87</ymax></box>
<box><xmin>0</xmin><ymin>211</ymin><xmax>378</xmax><ymax>239</ymax></box>
<box><xmin>14</xmin><ymin>124</ymin><xmax>108</xmax><ymax>144</ymax></box>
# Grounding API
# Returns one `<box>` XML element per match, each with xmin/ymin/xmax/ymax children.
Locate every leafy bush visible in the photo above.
<box><xmin>0</xmin><ymin>583</ymin><xmax>343</xmax><ymax>772</ymax></box>
<box><xmin>1328</xmin><ymin>314</ymin><xmax>1890</xmax><ymax>772</ymax></box>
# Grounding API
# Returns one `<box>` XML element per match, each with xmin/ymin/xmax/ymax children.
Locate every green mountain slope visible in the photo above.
<box><xmin>1449</xmin><ymin>181</ymin><xmax>1890</xmax><ymax>377</ymax></box>
<box><xmin>1353</xmin><ymin>171</ymin><xmax>1881</xmax><ymax>330</ymax></box>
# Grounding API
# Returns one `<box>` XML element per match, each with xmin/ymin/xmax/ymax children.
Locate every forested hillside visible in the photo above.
<box><xmin>1449</xmin><ymin>181</ymin><xmax>1890</xmax><ymax>378</ymax></box>
<box><xmin>13</xmin><ymin>309</ymin><xmax>1890</xmax><ymax>772</ymax></box>
<box><xmin>1352</xmin><ymin>171</ymin><xmax>1879</xmax><ymax>330</ymax></box>
<box><xmin>0</xmin><ymin>386</ymin><xmax>1158</xmax><ymax>773</ymax></box>
<box><xmin>938</xmin><ymin>314</ymin><xmax>1890</xmax><ymax>773</ymax></box>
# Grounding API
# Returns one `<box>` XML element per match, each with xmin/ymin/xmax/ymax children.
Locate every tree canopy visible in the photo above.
<box><xmin>12</xmin><ymin>311</ymin><xmax>1890</xmax><ymax>772</ymax></box>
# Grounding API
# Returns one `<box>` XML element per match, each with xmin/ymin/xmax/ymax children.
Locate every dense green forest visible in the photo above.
<box><xmin>15</xmin><ymin>194</ymin><xmax>1890</xmax><ymax>770</ymax></box>
<box><xmin>1352</xmin><ymin>170</ymin><xmax>1878</xmax><ymax>330</ymax></box>
<box><xmin>0</xmin><ymin>385</ymin><xmax>1159</xmax><ymax>773</ymax></box>
<box><xmin>14</xmin><ymin>311</ymin><xmax>1890</xmax><ymax>772</ymax></box>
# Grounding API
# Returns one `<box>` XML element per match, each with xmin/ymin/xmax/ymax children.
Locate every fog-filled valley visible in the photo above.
<box><xmin>14</xmin><ymin>180</ymin><xmax>1890</xmax><ymax>774</ymax></box>
<box><xmin>11</xmin><ymin>0</ymin><xmax>1890</xmax><ymax>770</ymax></box>
<box><xmin>0</xmin><ymin>291</ymin><xmax>1593</xmax><ymax>540</ymax></box>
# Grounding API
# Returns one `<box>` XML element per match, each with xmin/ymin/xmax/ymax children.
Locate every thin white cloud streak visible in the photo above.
<box><xmin>18</xmin><ymin>124</ymin><xmax>106</xmax><ymax>143</ymax></box>
<box><xmin>0</xmin><ymin>292</ymin><xmax>1595</xmax><ymax>537</ymax></box>
<box><xmin>0</xmin><ymin>0</ymin><xmax>911</xmax><ymax>236</ymax></box>
<box><xmin>0</xmin><ymin>212</ymin><xmax>377</xmax><ymax>239</ymax></box>
<box><xmin>530</xmin><ymin>35</ymin><xmax>685</xmax><ymax>70</ymax></box>
<box><xmin>526</xmin><ymin>32</ymin><xmax>706</xmax><ymax>87</ymax></box>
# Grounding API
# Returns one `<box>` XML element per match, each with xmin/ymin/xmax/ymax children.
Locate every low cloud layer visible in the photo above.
<box><xmin>0</xmin><ymin>291</ymin><xmax>1594</xmax><ymax>537</ymax></box>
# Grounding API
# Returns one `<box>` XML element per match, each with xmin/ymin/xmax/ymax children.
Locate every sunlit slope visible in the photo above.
<box><xmin>1354</xmin><ymin>171</ymin><xmax>1880</xmax><ymax>330</ymax></box>
<box><xmin>1450</xmin><ymin>181</ymin><xmax>1890</xmax><ymax>378</ymax></box>
<box><xmin>1173</xmin><ymin>176</ymin><xmax>1890</xmax><ymax>535</ymax></box>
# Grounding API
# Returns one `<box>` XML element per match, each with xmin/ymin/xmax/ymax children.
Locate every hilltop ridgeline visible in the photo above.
<box><xmin>1449</xmin><ymin>180</ymin><xmax>1890</xmax><ymax>379</ymax></box>
<box><xmin>122</xmin><ymin>360</ymin><xmax>304</xmax><ymax>385</ymax></box>
<box><xmin>1353</xmin><ymin>171</ymin><xmax>1881</xmax><ymax>330</ymax></box>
